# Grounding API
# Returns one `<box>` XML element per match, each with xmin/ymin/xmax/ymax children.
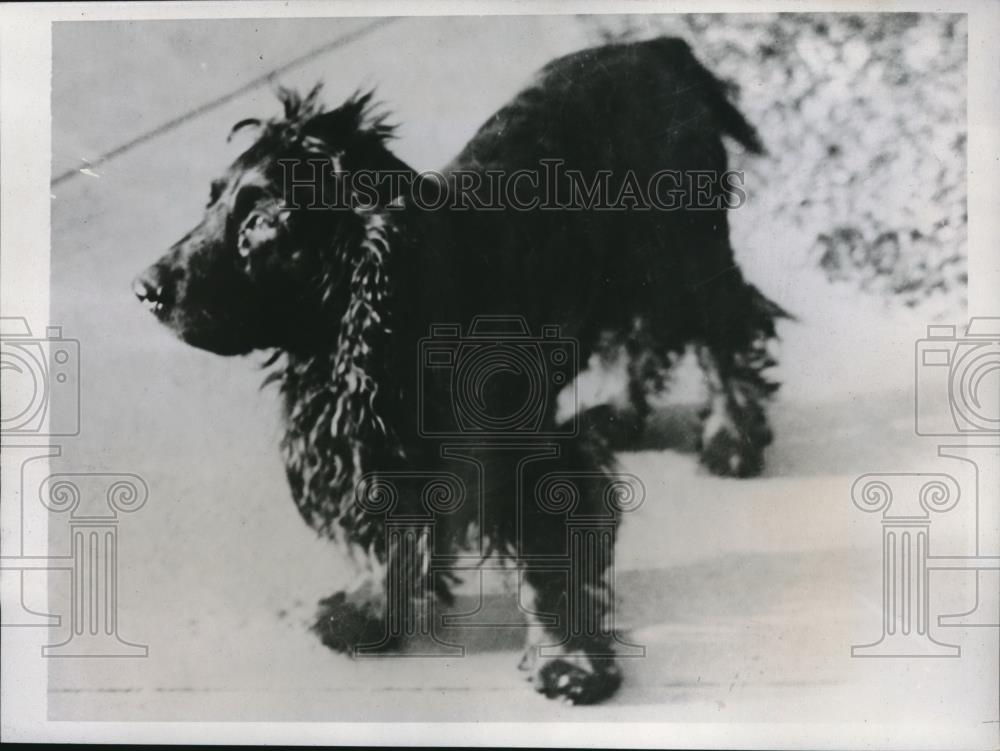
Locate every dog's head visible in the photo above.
<box><xmin>134</xmin><ymin>86</ymin><xmax>408</xmax><ymax>355</ymax></box>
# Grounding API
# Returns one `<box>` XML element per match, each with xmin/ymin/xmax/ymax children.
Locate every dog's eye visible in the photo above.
<box><xmin>207</xmin><ymin>179</ymin><xmax>226</xmax><ymax>207</ymax></box>
<box><xmin>233</xmin><ymin>186</ymin><xmax>268</xmax><ymax>220</ymax></box>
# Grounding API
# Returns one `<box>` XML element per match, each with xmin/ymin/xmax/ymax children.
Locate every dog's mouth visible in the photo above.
<box><xmin>132</xmin><ymin>277</ymin><xmax>171</xmax><ymax>320</ymax></box>
<box><xmin>132</xmin><ymin>280</ymin><xmax>170</xmax><ymax>323</ymax></box>
<box><xmin>136</xmin><ymin>297</ymin><xmax>167</xmax><ymax>321</ymax></box>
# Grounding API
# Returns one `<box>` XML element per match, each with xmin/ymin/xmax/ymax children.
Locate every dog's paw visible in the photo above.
<box><xmin>521</xmin><ymin>648</ymin><xmax>622</xmax><ymax>705</ymax></box>
<box><xmin>311</xmin><ymin>590</ymin><xmax>395</xmax><ymax>655</ymax></box>
<box><xmin>698</xmin><ymin>402</ymin><xmax>771</xmax><ymax>478</ymax></box>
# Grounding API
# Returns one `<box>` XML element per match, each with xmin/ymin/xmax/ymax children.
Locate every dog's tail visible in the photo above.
<box><xmin>749</xmin><ymin>283</ymin><xmax>795</xmax><ymax>334</ymax></box>
<box><xmin>652</xmin><ymin>37</ymin><xmax>764</xmax><ymax>155</ymax></box>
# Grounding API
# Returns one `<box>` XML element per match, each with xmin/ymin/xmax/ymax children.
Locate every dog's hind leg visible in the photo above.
<box><xmin>680</xmin><ymin>212</ymin><xmax>784</xmax><ymax>477</ymax></box>
<box><xmin>695</xmin><ymin>339</ymin><xmax>777</xmax><ymax>478</ymax></box>
<box><xmin>569</xmin><ymin>323</ymin><xmax>673</xmax><ymax>450</ymax></box>
<box><xmin>621</xmin><ymin>319</ymin><xmax>666</xmax><ymax>441</ymax></box>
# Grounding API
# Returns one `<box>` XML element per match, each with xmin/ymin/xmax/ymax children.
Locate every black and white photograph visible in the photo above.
<box><xmin>1</xmin><ymin>1</ymin><xmax>997</xmax><ymax>747</ymax></box>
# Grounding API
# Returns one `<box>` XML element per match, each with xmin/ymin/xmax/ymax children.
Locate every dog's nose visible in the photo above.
<box><xmin>133</xmin><ymin>276</ymin><xmax>159</xmax><ymax>301</ymax></box>
<box><xmin>133</xmin><ymin>271</ymin><xmax>167</xmax><ymax>312</ymax></box>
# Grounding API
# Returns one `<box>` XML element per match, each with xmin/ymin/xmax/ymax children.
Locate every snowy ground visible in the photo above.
<box><xmin>29</xmin><ymin>15</ymin><xmax>997</xmax><ymax>738</ymax></box>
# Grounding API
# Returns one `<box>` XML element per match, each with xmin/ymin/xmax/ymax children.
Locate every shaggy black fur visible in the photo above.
<box><xmin>135</xmin><ymin>37</ymin><xmax>787</xmax><ymax>704</ymax></box>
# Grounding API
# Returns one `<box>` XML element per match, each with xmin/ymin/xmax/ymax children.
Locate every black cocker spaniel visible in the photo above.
<box><xmin>135</xmin><ymin>37</ymin><xmax>787</xmax><ymax>704</ymax></box>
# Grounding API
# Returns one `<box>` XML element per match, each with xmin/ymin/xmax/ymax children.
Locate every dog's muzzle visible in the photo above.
<box><xmin>133</xmin><ymin>271</ymin><xmax>169</xmax><ymax>316</ymax></box>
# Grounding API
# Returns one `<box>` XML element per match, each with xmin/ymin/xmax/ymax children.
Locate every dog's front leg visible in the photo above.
<box><xmin>312</xmin><ymin>544</ymin><xmax>394</xmax><ymax>655</ymax></box>
<box><xmin>519</xmin><ymin>562</ymin><xmax>623</xmax><ymax>704</ymax></box>
<box><xmin>516</xmin><ymin>461</ymin><xmax>624</xmax><ymax>704</ymax></box>
<box><xmin>312</xmin><ymin>528</ymin><xmax>440</xmax><ymax>656</ymax></box>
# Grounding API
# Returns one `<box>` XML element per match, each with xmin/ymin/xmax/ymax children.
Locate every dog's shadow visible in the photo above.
<box><xmin>429</xmin><ymin>549</ymin><xmax>850</xmax><ymax>705</ymax></box>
